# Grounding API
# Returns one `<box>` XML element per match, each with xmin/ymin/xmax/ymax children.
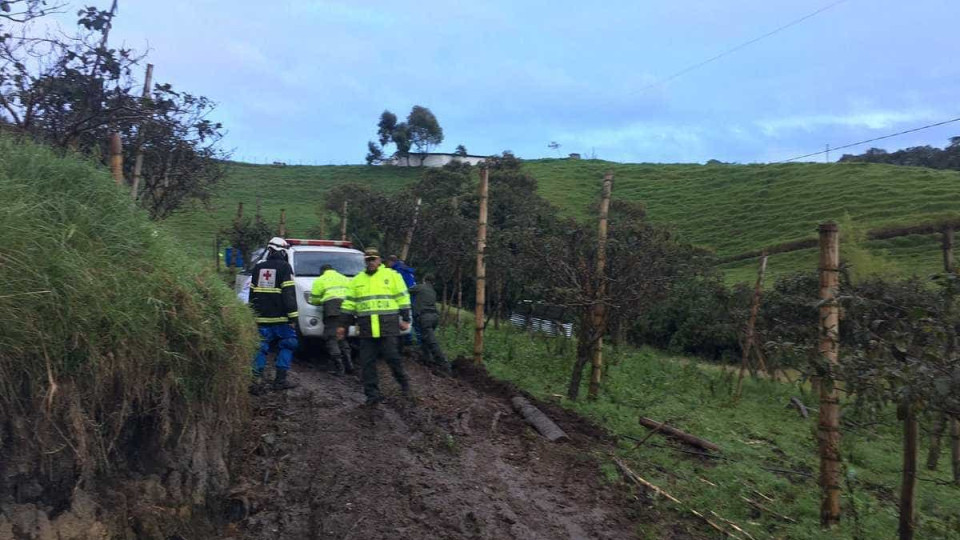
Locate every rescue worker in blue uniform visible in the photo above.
<box><xmin>250</xmin><ymin>237</ymin><xmax>299</xmax><ymax>392</ymax></box>
<box><xmin>386</xmin><ymin>254</ymin><xmax>420</xmax><ymax>346</ymax></box>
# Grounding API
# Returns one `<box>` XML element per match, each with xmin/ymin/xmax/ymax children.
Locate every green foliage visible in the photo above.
<box><xmin>219</xmin><ymin>215</ymin><xmax>272</xmax><ymax>267</ymax></box>
<box><xmin>839</xmin><ymin>135</ymin><xmax>960</xmax><ymax>171</ymax></box>
<box><xmin>439</xmin><ymin>325</ymin><xmax>960</xmax><ymax>539</ymax></box>
<box><xmin>406</xmin><ymin>105</ymin><xmax>444</xmax><ymax>155</ymax></box>
<box><xmin>635</xmin><ymin>275</ymin><xmax>745</xmax><ymax>361</ymax></box>
<box><xmin>0</xmin><ymin>4</ymin><xmax>228</xmax><ymax>219</ymax></box>
<box><xmin>838</xmin><ymin>214</ymin><xmax>902</xmax><ymax>283</ymax></box>
<box><xmin>0</xmin><ymin>137</ymin><xmax>257</xmax><ymax>489</ymax></box>
<box><xmin>367</xmin><ymin>105</ymin><xmax>443</xmax><ymax>164</ymax></box>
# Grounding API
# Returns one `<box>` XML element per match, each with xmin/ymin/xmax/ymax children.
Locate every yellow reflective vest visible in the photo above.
<box><xmin>309</xmin><ymin>268</ymin><xmax>350</xmax><ymax>317</ymax></box>
<box><xmin>342</xmin><ymin>264</ymin><xmax>411</xmax><ymax>338</ymax></box>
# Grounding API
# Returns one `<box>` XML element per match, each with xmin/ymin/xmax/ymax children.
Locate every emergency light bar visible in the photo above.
<box><xmin>285</xmin><ymin>238</ymin><xmax>353</xmax><ymax>248</ymax></box>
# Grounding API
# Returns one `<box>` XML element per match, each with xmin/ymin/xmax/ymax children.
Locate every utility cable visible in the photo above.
<box><xmin>629</xmin><ymin>0</ymin><xmax>849</xmax><ymax>95</ymax></box>
<box><xmin>775</xmin><ymin>115</ymin><xmax>960</xmax><ymax>163</ymax></box>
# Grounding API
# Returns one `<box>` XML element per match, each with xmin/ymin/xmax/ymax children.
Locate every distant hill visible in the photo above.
<box><xmin>163</xmin><ymin>159</ymin><xmax>960</xmax><ymax>284</ymax></box>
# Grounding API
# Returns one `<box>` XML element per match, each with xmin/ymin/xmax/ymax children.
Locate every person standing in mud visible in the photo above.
<box><xmin>339</xmin><ymin>248</ymin><xmax>413</xmax><ymax>405</ymax></box>
<box><xmin>309</xmin><ymin>264</ymin><xmax>354</xmax><ymax>376</ymax></box>
<box><xmin>408</xmin><ymin>273</ymin><xmax>452</xmax><ymax>376</ymax></box>
<box><xmin>250</xmin><ymin>237</ymin><xmax>299</xmax><ymax>392</ymax></box>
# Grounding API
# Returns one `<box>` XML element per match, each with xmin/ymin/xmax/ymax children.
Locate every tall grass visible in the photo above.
<box><xmin>0</xmin><ymin>137</ymin><xmax>257</xmax><ymax>490</ymax></box>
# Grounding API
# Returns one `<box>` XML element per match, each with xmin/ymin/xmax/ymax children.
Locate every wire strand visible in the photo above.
<box><xmin>775</xmin><ymin>116</ymin><xmax>960</xmax><ymax>163</ymax></box>
<box><xmin>629</xmin><ymin>0</ymin><xmax>849</xmax><ymax>96</ymax></box>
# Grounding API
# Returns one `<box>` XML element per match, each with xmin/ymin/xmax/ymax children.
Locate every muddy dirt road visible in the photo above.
<box><xmin>221</xmin><ymin>356</ymin><xmax>683</xmax><ymax>540</ymax></box>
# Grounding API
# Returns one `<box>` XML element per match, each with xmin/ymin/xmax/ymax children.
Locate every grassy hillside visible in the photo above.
<box><xmin>525</xmin><ymin>159</ymin><xmax>960</xmax><ymax>283</ymax></box>
<box><xmin>163</xmin><ymin>162</ymin><xmax>422</xmax><ymax>257</ymax></box>
<box><xmin>164</xmin><ymin>159</ymin><xmax>960</xmax><ymax>283</ymax></box>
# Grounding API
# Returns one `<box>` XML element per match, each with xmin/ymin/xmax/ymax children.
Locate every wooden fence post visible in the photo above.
<box><xmin>951</xmin><ymin>419</ymin><xmax>960</xmax><ymax>485</ymax></box>
<box><xmin>130</xmin><ymin>63</ymin><xmax>154</xmax><ymax>201</ymax></box>
<box><xmin>235</xmin><ymin>201</ymin><xmax>244</xmax><ymax>223</ymax></box>
<box><xmin>900</xmin><ymin>401</ymin><xmax>919</xmax><ymax>540</ymax></box>
<box><xmin>278</xmin><ymin>209</ymin><xmax>286</xmax><ymax>236</ymax></box>
<box><xmin>588</xmin><ymin>172</ymin><xmax>613</xmax><ymax>400</ymax></box>
<box><xmin>400</xmin><ymin>197</ymin><xmax>422</xmax><ymax>262</ymax></box>
<box><xmin>944</xmin><ymin>227</ymin><xmax>960</xmax><ymax>483</ymax></box>
<box><xmin>109</xmin><ymin>132</ymin><xmax>124</xmax><ymax>186</ymax></box>
<box><xmin>474</xmin><ymin>169</ymin><xmax>489</xmax><ymax>364</ymax></box>
<box><xmin>456</xmin><ymin>266</ymin><xmax>463</xmax><ymax>329</ymax></box>
<box><xmin>340</xmin><ymin>200</ymin><xmax>348</xmax><ymax>241</ymax></box>
<box><xmin>736</xmin><ymin>252</ymin><xmax>768</xmax><ymax>396</ymax></box>
<box><xmin>817</xmin><ymin>221</ymin><xmax>841</xmax><ymax>529</ymax></box>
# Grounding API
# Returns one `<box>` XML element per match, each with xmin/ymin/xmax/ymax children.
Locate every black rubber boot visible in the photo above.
<box><xmin>272</xmin><ymin>368</ymin><xmax>298</xmax><ymax>391</ymax></box>
<box><xmin>249</xmin><ymin>371</ymin><xmax>267</xmax><ymax>395</ymax></box>
<box><xmin>433</xmin><ymin>362</ymin><xmax>452</xmax><ymax>378</ymax></box>
<box><xmin>328</xmin><ymin>356</ymin><xmax>345</xmax><ymax>377</ymax></box>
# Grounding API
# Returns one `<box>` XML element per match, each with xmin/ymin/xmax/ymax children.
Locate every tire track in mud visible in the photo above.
<box><xmin>221</xmin><ymin>357</ymin><xmax>693</xmax><ymax>539</ymax></box>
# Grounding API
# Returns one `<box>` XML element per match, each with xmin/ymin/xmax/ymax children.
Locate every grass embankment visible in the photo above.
<box><xmin>0</xmin><ymin>138</ymin><xmax>257</xmax><ymax>499</ymax></box>
<box><xmin>167</xmin><ymin>159</ymin><xmax>960</xmax><ymax>284</ymax></box>
<box><xmin>439</xmin><ymin>324</ymin><xmax>960</xmax><ymax>539</ymax></box>
<box><xmin>163</xmin><ymin>162</ymin><xmax>421</xmax><ymax>256</ymax></box>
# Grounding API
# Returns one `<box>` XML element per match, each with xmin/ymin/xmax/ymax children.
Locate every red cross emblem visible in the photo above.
<box><xmin>263</xmin><ymin>270</ymin><xmax>273</xmax><ymax>280</ymax></box>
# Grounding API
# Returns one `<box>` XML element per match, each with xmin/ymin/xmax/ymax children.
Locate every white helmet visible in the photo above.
<box><xmin>267</xmin><ymin>237</ymin><xmax>289</xmax><ymax>254</ymax></box>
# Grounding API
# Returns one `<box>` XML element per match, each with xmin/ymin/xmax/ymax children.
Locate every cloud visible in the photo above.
<box><xmin>755</xmin><ymin>110</ymin><xmax>940</xmax><ymax>137</ymax></box>
<box><xmin>288</xmin><ymin>1</ymin><xmax>400</xmax><ymax>27</ymax></box>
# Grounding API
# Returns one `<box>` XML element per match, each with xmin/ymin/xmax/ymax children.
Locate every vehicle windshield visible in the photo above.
<box><xmin>293</xmin><ymin>251</ymin><xmax>365</xmax><ymax>277</ymax></box>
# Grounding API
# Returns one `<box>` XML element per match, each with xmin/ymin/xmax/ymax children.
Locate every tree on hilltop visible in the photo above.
<box><xmin>365</xmin><ymin>105</ymin><xmax>443</xmax><ymax>166</ymax></box>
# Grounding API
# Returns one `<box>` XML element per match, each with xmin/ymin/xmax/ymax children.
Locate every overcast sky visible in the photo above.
<box><xmin>51</xmin><ymin>0</ymin><xmax>960</xmax><ymax>164</ymax></box>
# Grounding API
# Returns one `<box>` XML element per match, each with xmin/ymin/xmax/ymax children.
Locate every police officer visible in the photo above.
<box><xmin>250</xmin><ymin>237</ymin><xmax>299</xmax><ymax>392</ymax></box>
<box><xmin>339</xmin><ymin>248</ymin><xmax>413</xmax><ymax>405</ymax></box>
<box><xmin>409</xmin><ymin>273</ymin><xmax>451</xmax><ymax>376</ymax></box>
<box><xmin>309</xmin><ymin>264</ymin><xmax>354</xmax><ymax>376</ymax></box>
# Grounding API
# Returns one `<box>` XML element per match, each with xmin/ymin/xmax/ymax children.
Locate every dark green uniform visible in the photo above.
<box><xmin>409</xmin><ymin>282</ymin><xmax>450</xmax><ymax>372</ymax></box>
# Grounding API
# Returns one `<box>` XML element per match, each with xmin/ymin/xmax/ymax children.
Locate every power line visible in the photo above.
<box><xmin>775</xmin><ymin>116</ymin><xmax>960</xmax><ymax>163</ymax></box>
<box><xmin>629</xmin><ymin>0</ymin><xmax>849</xmax><ymax>96</ymax></box>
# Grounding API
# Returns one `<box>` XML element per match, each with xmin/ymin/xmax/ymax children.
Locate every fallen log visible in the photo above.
<box><xmin>511</xmin><ymin>396</ymin><xmax>568</xmax><ymax>442</ymax></box>
<box><xmin>787</xmin><ymin>397</ymin><xmax>809</xmax><ymax>419</ymax></box>
<box><xmin>638</xmin><ymin>417</ymin><xmax>721</xmax><ymax>453</ymax></box>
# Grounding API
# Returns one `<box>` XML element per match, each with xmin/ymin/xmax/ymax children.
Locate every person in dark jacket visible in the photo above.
<box><xmin>409</xmin><ymin>273</ymin><xmax>451</xmax><ymax>376</ymax></box>
<box><xmin>250</xmin><ymin>237</ymin><xmax>299</xmax><ymax>392</ymax></box>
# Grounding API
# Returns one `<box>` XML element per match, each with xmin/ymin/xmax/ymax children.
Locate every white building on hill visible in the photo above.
<box><xmin>388</xmin><ymin>152</ymin><xmax>486</xmax><ymax>167</ymax></box>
